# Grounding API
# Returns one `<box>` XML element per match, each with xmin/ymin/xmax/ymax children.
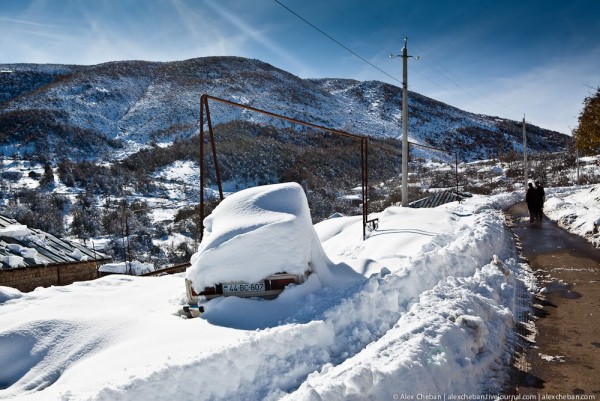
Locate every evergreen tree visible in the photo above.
<box><xmin>70</xmin><ymin>191</ymin><xmax>101</xmax><ymax>242</ymax></box>
<box><xmin>6</xmin><ymin>190</ymin><xmax>68</xmax><ymax>236</ymax></box>
<box><xmin>57</xmin><ymin>158</ymin><xmax>75</xmax><ymax>187</ymax></box>
<box><xmin>39</xmin><ymin>162</ymin><xmax>55</xmax><ymax>187</ymax></box>
<box><xmin>573</xmin><ymin>87</ymin><xmax>600</xmax><ymax>155</ymax></box>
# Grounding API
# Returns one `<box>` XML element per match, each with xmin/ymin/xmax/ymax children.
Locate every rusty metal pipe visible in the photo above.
<box><xmin>198</xmin><ymin>94</ymin><xmax>370</xmax><ymax>242</ymax></box>
<box><xmin>199</xmin><ymin>96</ymin><xmax>206</xmax><ymax>241</ymax></box>
<box><xmin>204</xmin><ymin>98</ymin><xmax>224</xmax><ymax>200</ymax></box>
<box><xmin>203</xmin><ymin>94</ymin><xmax>366</xmax><ymax>141</ymax></box>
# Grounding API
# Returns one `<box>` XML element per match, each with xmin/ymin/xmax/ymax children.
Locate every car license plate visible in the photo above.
<box><xmin>222</xmin><ymin>282</ymin><xmax>265</xmax><ymax>294</ymax></box>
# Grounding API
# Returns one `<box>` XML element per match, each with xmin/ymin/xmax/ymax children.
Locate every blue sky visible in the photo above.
<box><xmin>1</xmin><ymin>0</ymin><xmax>599</xmax><ymax>135</ymax></box>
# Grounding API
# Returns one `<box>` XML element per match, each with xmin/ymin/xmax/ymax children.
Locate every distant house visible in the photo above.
<box><xmin>0</xmin><ymin>214</ymin><xmax>111</xmax><ymax>292</ymax></box>
<box><xmin>409</xmin><ymin>190</ymin><xmax>472</xmax><ymax>209</ymax></box>
<box><xmin>339</xmin><ymin>186</ymin><xmax>364</xmax><ymax>206</ymax></box>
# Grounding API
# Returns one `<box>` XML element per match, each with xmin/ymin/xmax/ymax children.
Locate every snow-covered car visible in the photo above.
<box><xmin>184</xmin><ymin>183</ymin><xmax>328</xmax><ymax>318</ymax></box>
<box><xmin>183</xmin><ymin>270</ymin><xmax>311</xmax><ymax>317</ymax></box>
<box><xmin>183</xmin><ymin>183</ymin><xmax>364</xmax><ymax>318</ymax></box>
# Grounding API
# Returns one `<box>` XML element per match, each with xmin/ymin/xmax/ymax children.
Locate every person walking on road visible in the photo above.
<box><xmin>535</xmin><ymin>180</ymin><xmax>545</xmax><ymax>221</ymax></box>
<box><xmin>525</xmin><ymin>182</ymin><xmax>539</xmax><ymax>222</ymax></box>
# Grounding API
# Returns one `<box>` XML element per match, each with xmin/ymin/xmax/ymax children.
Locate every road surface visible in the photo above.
<box><xmin>506</xmin><ymin>202</ymin><xmax>600</xmax><ymax>396</ymax></box>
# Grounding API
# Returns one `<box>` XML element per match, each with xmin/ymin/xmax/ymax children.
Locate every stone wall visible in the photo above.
<box><xmin>0</xmin><ymin>261</ymin><xmax>100</xmax><ymax>292</ymax></box>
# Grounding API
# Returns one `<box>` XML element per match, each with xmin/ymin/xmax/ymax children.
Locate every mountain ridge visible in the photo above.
<box><xmin>1</xmin><ymin>56</ymin><xmax>568</xmax><ymax>162</ymax></box>
<box><xmin>0</xmin><ymin>56</ymin><xmax>583</xmax><ymax>267</ymax></box>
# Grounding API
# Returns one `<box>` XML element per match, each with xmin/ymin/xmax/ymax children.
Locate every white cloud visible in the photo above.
<box><xmin>423</xmin><ymin>46</ymin><xmax>600</xmax><ymax>134</ymax></box>
<box><xmin>0</xmin><ymin>1</ymin><xmax>248</xmax><ymax>64</ymax></box>
<box><xmin>486</xmin><ymin>49</ymin><xmax>599</xmax><ymax>134</ymax></box>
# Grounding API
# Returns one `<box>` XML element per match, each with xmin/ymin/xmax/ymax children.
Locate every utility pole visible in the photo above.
<box><xmin>522</xmin><ymin>114</ymin><xmax>527</xmax><ymax>189</ymax></box>
<box><xmin>455</xmin><ymin>151</ymin><xmax>459</xmax><ymax>194</ymax></box>
<box><xmin>576</xmin><ymin>148</ymin><xmax>580</xmax><ymax>185</ymax></box>
<box><xmin>391</xmin><ymin>37</ymin><xmax>418</xmax><ymax>207</ymax></box>
<box><xmin>401</xmin><ymin>39</ymin><xmax>409</xmax><ymax>207</ymax></box>
<box><xmin>125</xmin><ymin>213</ymin><xmax>132</xmax><ymax>275</ymax></box>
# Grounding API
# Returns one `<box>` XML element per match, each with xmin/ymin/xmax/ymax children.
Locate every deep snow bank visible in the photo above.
<box><xmin>283</xmin><ymin>258</ymin><xmax>530</xmax><ymax>400</ymax></box>
<box><xmin>544</xmin><ymin>184</ymin><xmax>600</xmax><ymax>247</ymax></box>
<box><xmin>0</xmin><ymin>286</ymin><xmax>22</xmax><ymax>304</ymax></box>
<box><xmin>281</xmin><ymin>195</ymin><xmax>533</xmax><ymax>400</ymax></box>
<box><xmin>90</xmin><ymin>194</ymin><xmax>526</xmax><ymax>401</ymax></box>
<box><xmin>0</xmin><ymin>191</ymin><xmax>536</xmax><ymax>401</ymax></box>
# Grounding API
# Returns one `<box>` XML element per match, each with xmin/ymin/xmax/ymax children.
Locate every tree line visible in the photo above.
<box><xmin>1</xmin><ymin>101</ymin><xmax>597</xmax><ymax>269</ymax></box>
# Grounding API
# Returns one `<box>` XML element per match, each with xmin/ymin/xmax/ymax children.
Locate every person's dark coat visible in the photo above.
<box><xmin>525</xmin><ymin>183</ymin><xmax>539</xmax><ymax>221</ymax></box>
<box><xmin>534</xmin><ymin>181</ymin><xmax>545</xmax><ymax>220</ymax></box>
<box><xmin>535</xmin><ymin>182</ymin><xmax>545</xmax><ymax>208</ymax></box>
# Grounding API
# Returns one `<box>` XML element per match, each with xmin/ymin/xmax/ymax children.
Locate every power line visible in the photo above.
<box><xmin>281</xmin><ymin>0</ymin><xmax>496</xmax><ymax>114</ymax></box>
<box><xmin>336</xmin><ymin>0</ymin><xmax>520</xmax><ymax>120</ymax></box>
<box><xmin>417</xmin><ymin>54</ymin><xmax>519</xmax><ymax>117</ymax></box>
<box><xmin>274</xmin><ymin>0</ymin><xmax>403</xmax><ymax>87</ymax></box>
<box><xmin>273</xmin><ymin>0</ymin><xmax>536</xmax><ymax>132</ymax></box>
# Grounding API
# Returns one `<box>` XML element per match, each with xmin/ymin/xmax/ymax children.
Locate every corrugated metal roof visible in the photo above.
<box><xmin>0</xmin><ymin>214</ymin><xmax>110</xmax><ymax>270</ymax></box>
<box><xmin>409</xmin><ymin>190</ymin><xmax>472</xmax><ymax>209</ymax></box>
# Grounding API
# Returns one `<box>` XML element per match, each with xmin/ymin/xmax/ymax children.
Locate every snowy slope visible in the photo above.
<box><xmin>0</xmin><ymin>57</ymin><xmax>567</xmax><ymax>162</ymax></box>
<box><xmin>0</xmin><ymin>189</ymin><xmax>537</xmax><ymax>400</ymax></box>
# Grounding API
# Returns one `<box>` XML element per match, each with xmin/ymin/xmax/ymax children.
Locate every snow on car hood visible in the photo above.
<box><xmin>187</xmin><ymin>182</ymin><xmax>359</xmax><ymax>290</ymax></box>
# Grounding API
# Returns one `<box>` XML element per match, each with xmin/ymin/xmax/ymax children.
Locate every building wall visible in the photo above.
<box><xmin>0</xmin><ymin>261</ymin><xmax>100</xmax><ymax>292</ymax></box>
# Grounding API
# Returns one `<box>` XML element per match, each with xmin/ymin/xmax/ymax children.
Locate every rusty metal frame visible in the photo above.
<box><xmin>199</xmin><ymin>94</ymin><xmax>370</xmax><ymax>240</ymax></box>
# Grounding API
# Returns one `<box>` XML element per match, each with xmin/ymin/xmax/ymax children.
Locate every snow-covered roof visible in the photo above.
<box><xmin>0</xmin><ymin>214</ymin><xmax>110</xmax><ymax>270</ymax></box>
<box><xmin>409</xmin><ymin>190</ymin><xmax>472</xmax><ymax>208</ymax></box>
<box><xmin>98</xmin><ymin>261</ymin><xmax>154</xmax><ymax>275</ymax></box>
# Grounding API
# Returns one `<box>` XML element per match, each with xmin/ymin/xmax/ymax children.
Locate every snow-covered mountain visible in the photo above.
<box><xmin>0</xmin><ymin>56</ymin><xmax>568</xmax><ymax>162</ymax></box>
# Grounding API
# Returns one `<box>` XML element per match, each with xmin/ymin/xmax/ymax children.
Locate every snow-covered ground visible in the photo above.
<box><xmin>543</xmin><ymin>184</ymin><xmax>600</xmax><ymax>248</ymax></box>
<box><xmin>5</xmin><ymin>182</ymin><xmax>597</xmax><ymax>400</ymax></box>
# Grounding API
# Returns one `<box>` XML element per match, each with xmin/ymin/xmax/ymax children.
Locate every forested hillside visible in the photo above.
<box><xmin>0</xmin><ymin>56</ymin><xmax>574</xmax><ymax>268</ymax></box>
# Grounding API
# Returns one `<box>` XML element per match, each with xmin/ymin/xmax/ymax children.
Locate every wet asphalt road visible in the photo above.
<box><xmin>506</xmin><ymin>202</ymin><xmax>600</xmax><ymax>396</ymax></box>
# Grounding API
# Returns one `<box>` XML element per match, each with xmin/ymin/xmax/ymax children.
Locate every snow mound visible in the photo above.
<box><xmin>0</xmin><ymin>223</ymin><xmax>31</xmax><ymax>240</ymax></box>
<box><xmin>98</xmin><ymin>261</ymin><xmax>155</xmax><ymax>275</ymax></box>
<box><xmin>187</xmin><ymin>183</ymin><xmax>359</xmax><ymax>290</ymax></box>
<box><xmin>544</xmin><ymin>184</ymin><xmax>600</xmax><ymax>247</ymax></box>
<box><xmin>1</xmin><ymin>255</ymin><xmax>25</xmax><ymax>268</ymax></box>
<box><xmin>284</xmin><ymin>258</ymin><xmax>523</xmax><ymax>400</ymax></box>
<box><xmin>0</xmin><ymin>286</ymin><xmax>22</xmax><ymax>304</ymax></box>
<box><xmin>0</xmin><ymin>191</ymin><xmax>545</xmax><ymax>400</ymax></box>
